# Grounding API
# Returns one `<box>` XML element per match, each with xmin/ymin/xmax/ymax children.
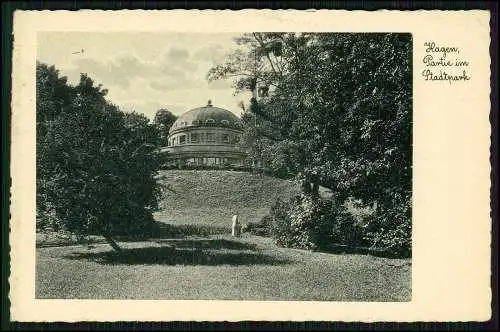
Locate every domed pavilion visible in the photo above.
<box><xmin>162</xmin><ymin>100</ymin><xmax>248</xmax><ymax>167</ymax></box>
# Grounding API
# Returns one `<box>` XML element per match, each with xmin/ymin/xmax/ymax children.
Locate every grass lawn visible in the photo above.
<box><xmin>36</xmin><ymin>233</ymin><xmax>411</xmax><ymax>301</ymax></box>
<box><xmin>36</xmin><ymin>170</ymin><xmax>411</xmax><ymax>301</ymax></box>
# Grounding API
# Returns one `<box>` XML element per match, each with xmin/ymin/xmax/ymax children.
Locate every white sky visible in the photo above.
<box><xmin>37</xmin><ymin>32</ymin><xmax>252</xmax><ymax>120</ymax></box>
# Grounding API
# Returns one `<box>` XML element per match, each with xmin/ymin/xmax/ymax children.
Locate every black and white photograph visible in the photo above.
<box><xmin>35</xmin><ymin>31</ymin><xmax>412</xmax><ymax>301</ymax></box>
<box><xmin>9</xmin><ymin>9</ymin><xmax>492</xmax><ymax>322</ymax></box>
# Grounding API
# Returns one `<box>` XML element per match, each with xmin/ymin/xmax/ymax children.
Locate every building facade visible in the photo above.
<box><xmin>162</xmin><ymin>101</ymin><xmax>248</xmax><ymax>167</ymax></box>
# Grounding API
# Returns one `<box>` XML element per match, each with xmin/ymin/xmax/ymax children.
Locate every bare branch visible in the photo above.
<box><xmin>253</xmin><ymin>33</ymin><xmax>280</xmax><ymax>76</ymax></box>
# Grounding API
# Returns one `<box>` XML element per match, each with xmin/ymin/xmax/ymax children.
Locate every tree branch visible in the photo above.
<box><xmin>253</xmin><ymin>33</ymin><xmax>281</xmax><ymax>77</ymax></box>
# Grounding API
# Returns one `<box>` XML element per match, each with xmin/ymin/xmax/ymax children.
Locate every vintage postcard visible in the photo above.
<box><xmin>10</xmin><ymin>9</ymin><xmax>491</xmax><ymax>322</ymax></box>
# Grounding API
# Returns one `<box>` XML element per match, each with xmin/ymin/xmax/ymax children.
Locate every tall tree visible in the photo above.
<box><xmin>208</xmin><ymin>33</ymin><xmax>412</xmax><ymax>250</ymax></box>
<box><xmin>154</xmin><ymin>108</ymin><xmax>177</xmax><ymax>143</ymax></box>
<box><xmin>36</xmin><ymin>62</ymin><xmax>164</xmax><ymax>251</ymax></box>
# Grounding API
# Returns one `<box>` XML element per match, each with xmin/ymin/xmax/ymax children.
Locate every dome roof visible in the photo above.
<box><xmin>169</xmin><ymin>100</ymin><xmax>243</xmax><ymax>133</ymax></box>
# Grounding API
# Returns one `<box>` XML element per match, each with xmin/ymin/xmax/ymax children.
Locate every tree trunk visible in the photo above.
<box><xmin>102</xmin><ymin>230</ymin><xmax>122</xmax><ymax>252</ymax></box>
<box><xmin>90</xmin><ymin>215</ymin><xmax>122</xmax><ymax>252</ymax></box>
<box><xmin>301</xmin><ymin>179</ymin><xmax>312</xmax><ymax>194</ymax></box>
<box><xmin>311</xmin><ymin>181</ymin><xmax>319</xmax><ymax>197</ymax></box>
<box><xmin>301</xmin><ymin>178</ymin><xmax>320</xmax><ymax>197</ymax></box>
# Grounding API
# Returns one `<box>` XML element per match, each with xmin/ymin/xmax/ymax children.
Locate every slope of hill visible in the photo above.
<box><xmin>153</xmin><ymin>170</ymin><xmax>301</xmax><ymax>228</ymax></box>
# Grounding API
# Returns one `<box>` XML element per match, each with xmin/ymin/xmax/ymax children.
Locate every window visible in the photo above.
<box><xmin>221</xmin><ymin>133</ymin><xmax>230</xmax><ymax>143</ymax></box>
<box><xmin>205</xmin><ymin>119</ymin><xmax>215</xmax><ymax>125</ymax></box>
<box><xmin>221</xmin><ymin>120</ymin><xmax>230</xmax><ymax>126</ymax></box>
<box><xmin>179</xmin><ymin>135</ymin><xmax>186</xmax><ymax>144</ymax></box>
<box><xmin>206</xmin><ymin>133</ymin><xmax>215</xmax><ymax>142</ymax></box>
<box><xmin>191</xmin><ymin>133</ymin><xmax>199</xmax><ymax>143</ymax></box>
<box><xmin>192</xmin><ymin>120</ymin><xmax>201</xmax><ymax>126</ymax></box>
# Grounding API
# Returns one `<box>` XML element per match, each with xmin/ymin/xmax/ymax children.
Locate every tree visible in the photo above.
<box><xmin>208</xmin><ymin>33</ymin><xmax>412</xmax><ymax>254</ymax></box>
<box><xmin>153</xmin><ymin>108</ymin><xmax>177</xmax><ymax>143</ymax></box>
<box><xmin>36</xmin><ymin>62</ymin><xmax>164</xmax><ymax>251</ymax></box>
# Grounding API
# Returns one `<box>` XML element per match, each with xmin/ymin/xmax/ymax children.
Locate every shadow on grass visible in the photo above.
<box><xmin>150</xmin><ymin>223</ymin><xmax>230</xmax><ymax>238</ymax></box>
<box><xmin>65</xmin><ymin>245</ymin><xmax>290</xmax><ymax>266</ymax></box>
<box><xmin>322</xmin><ymin>244</ymin><xmax>412</xmax><ymax>259</ymax></box>
<box><xmin>36</xmin><ymin>223</ymin><xmax>232</xmax><ymax>248</ymax></box>
<box><xmin>154</xmin><ymin>238</ymin><xmax>258</xmax><ymax>251</ymax></box>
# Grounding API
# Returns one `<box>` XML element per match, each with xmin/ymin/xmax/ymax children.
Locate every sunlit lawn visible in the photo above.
<box><xmin>36</xmin><ymin>170</ymin><xmax>411</xmax><ymax>301</ymax></box>
<box><xmin>36</xmin><ymin>233</ymin><xmax>411</xmax><ymax>301</ymax></box>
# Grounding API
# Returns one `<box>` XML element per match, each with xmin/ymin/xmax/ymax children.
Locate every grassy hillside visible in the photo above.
<box><xmin>154</xmin><ymin>170</ymin><xmax>301</xmax><ymax>228</ymax></box>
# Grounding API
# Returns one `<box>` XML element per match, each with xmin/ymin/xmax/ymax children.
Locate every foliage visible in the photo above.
<box><xmin>208</xmin><ymin>33</ymin><xmax>412</xmax><ymax>256</ymax></box>
<box><xmin>269</xmin><ymin>194</ymin><xmax>365</xmax><ymax>251</ymax></box>
<box><xmin>266</xmin><ymin>194</ymin><xmax>411</xmax><ymax>257</ymax></box>
<box><xmin>363</xmin><ymin>191</ymin><xmax>412</xmax><ymax>257</ymax></box>
<box><xmin>153</xmin><ymin>108</ymin><xmax>178</xmax><ymax>143</ymax></box>
<box><xmin>36</xmin><ymin>62</ymin><xmax>165</xmax><ymax>248</ymax></box>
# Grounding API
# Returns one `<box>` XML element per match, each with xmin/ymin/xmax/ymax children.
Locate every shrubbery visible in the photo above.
<box><xmin>161</xmin><ymin>164</ymin><xmax>257</xmax><ymax>173</ymax></box>
<box><xmin>271</xmin><ymin>195</ymin><xmax>329</xmax><ymax>250</ymax></box>
<box><xmin>266</xmin><ymin>193</ymin><xmax>411</xmax><ymax>257</ymax></box>
<box><xmin>160</xmin><ymin>163</ymin><xmax>289</xmax><ymax>179</ymax></box>
<box><xmin>362</xmin><ymin>192</ymin><xmax>412</xmax><ymax>257</ymax></box>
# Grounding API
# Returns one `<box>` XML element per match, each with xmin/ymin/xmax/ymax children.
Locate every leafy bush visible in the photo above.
<box><xmin>363</xmin><ymin>192</ymin><xmax>412</xmax><ymax>257</ymax></box>
<box><xmin>160</xmin><ymin>163</ymin><xmax>291</xmax><ymax>180</ymax></box>
<box><xmin>267</xmin><ymin>193</ymin><xmax>410</xmax><ymax>257</ymax></box>
<box><xmin>329</xmin><ymin>204</ymin><xmax>367</xmax><ymax>248</ymax></box>
<box><xmin>270</xmin><ymin>194</ymin><xmax>334</xmax><ymax>251</ymax></box>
